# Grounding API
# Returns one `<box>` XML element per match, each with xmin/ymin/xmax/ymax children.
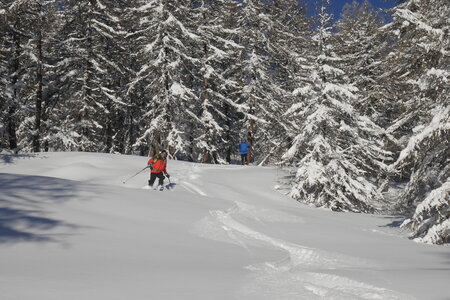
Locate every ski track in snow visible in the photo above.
<box><xmin>180</xmin><ymin>180</ymin><xmax>207</xmax><ymax>196</ymax></box>
<box><xmin>170</xmin><ymin>163</ymin><xmax>208</xmax><ymax>196</ymax></box>
<box><xmin>192</xmin><ymin>202</ymin><xmax>413</xmax><ymax>300</ymax></box>
<box><xmin>183</xmin><ymin>163</ymin><xmax>413</xmax><ymax>299</ymax></box>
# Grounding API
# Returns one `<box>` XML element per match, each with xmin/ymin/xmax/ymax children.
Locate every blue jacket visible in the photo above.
<box><xmin>238</xmin><ymin>142</ymin><xmax>250</xmax><ymax>155</ymax></box>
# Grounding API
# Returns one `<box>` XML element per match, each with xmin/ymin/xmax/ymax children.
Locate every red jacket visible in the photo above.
<box><xmin>148</xmin><ymin>155</ymin><xmax>167</xmax><ymax>174</ymax></box>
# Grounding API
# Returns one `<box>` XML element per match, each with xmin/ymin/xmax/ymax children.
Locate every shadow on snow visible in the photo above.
<box><xmin>0</xmin><ymin>173</ymin><xmax>82</xmax><ymax>244</ymax></box>
<box><xmin>0</xmin><ymin>153</ymin><xmax>41</xmax><ymax>165</ymax></box>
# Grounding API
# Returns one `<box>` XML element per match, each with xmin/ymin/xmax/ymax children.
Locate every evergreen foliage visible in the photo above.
<box><xmin>386</xmin><ymin>0</ymin><xmax>450</xmax><ymax>244</ymax></box>
<box><xmin>282</xmin><ymin>0</ymin><xmax>387</xmax><ymax>213</ymax></box>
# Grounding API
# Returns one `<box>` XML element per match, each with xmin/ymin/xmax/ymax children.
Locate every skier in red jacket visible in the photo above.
<box><xmin>147</xmin><ymin>150</ymin><xmax>170</xmax><ymax>190</ymax></box>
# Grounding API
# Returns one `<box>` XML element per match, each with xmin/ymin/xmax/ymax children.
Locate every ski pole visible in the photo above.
<box><xmin>122</xmin><ymin>166</ymin><xmax>149</xmax><ymax>184</ymax></box>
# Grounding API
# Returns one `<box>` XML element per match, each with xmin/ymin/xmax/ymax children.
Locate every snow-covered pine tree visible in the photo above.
<box><xmin>0</xmin><ymin>1</ymin><xmax>33</xmax><ymax>152</ymax></box>
<box><xmin>108</xmin><ymin>0</ymin><xmax>145</xmax><ymax>155</ymax></box>
<box><xmin>95</xmin><ymin>1</ymin><xmax>131</xmax><ymax>154</ymax></box>
<box><xmin>0</xmin><ymin>5</ymin><xmax>7</xmax><ymax>149</ymax></box>
<box><xmin>379</xmin><ymin>0</ymin><xmax>449</xmax><ymax>237</ymax></box>
<box><xmin>262</xmin><ymin>0</ymin><xmax>312</xmax><ymax>164</ymax></box>
<box><xmin>395</xmin><ymin>106</ymin><xmax>449</xmax><ymax>244</ymax></box>
<box><xmin>8</xmin><ymin>1</ymin><xmax>59</xmax><ymax>153</ymax></box>
<box><xmin>52</xmin><ymin>0</ymin><xmax>125</xmax><ymax>152</ymax></box>
<box><xmin>376</xmin><ymin>0</ymin><xmax>449</xmax><ymax>244</ymax></box>
<box><xmin>334</xmin><ymin>1</ymin><xmax>397</xmax><ymax>190</ymax></box>
<box><xmin>381</xmin><ymin>0</ymin><xmax>449</xmax><ymax>143</ymax></box>
<box><xmin>232</xmin><ymin>0</ymin><xmax>275</xmax><ymax>164</ymax></box>
<box><xmin>192</xmin><ymin>0</ymin><xmax>242</xmax><ymax>164</ymax></box>
<box><xmin>117</xmin><ymin>0</ymin><xmax>151</xmax><ymax>155</ymax></box>
<box><xmin>131</xmin><ymin>0</ymin><xmax>202</xmax><ymax>158</ymax></box>
<box><xmin>335</xmin><ymin>1</ymin><xmax>389</xmax><ymax>123</ymax></box>
<box><xmin>402</xmin><ymin>179</ymin><xmax>449</xmax><ymax>245</ymax></box>
<box><xmin>282</xmin><ymin>0</ymin><xmax>387</xmax><ymax>213</ymax></box>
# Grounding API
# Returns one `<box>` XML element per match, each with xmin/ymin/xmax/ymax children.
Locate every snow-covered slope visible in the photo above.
<box><xmin>0</xmin><ymin>152</ymin><xmax>448</xmax><ymax>300</ymax></box>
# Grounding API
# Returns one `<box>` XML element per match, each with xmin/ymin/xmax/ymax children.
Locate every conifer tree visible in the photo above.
<box><xmin>54</xmin><ymin>0</ymin><xmax>125</xmax><ymax>151</ymax></box>
<box><xmin>0</xmin><ymin>5</ymin><xmax>7</xmax><ymax>148</ymax></box>
<box><xmin>397</xmin><ymin>106</ymin><xmax>449</xmax><ymax>245</ymax></box>
<box><xmin>106</xmin><ymin>0</ymin><xmax>144</xmax><ymax>155</ymax></box>
<box><xmin>233</xmin><ymin>0</ymin><xmax>274</xmax><ymax>164</ymax></box>
<box><xmin>12</xmin><ymin>1</ymin><xmax>59</xmax><ymax>153</ymax></box>
<box><xmin>402</xmin><ymin>179</ymin><xmax>449</xmax><ymax>245</ymax></box>
<box><xmin>264</xmin><ymin>0</ymin><xmax>312</xmax><ymax>164</ymax></box>
<box><xmin>382</xmin><ymin>0</ymin><xmax>449</xmax><ymax>140</ymax></box>
<box><xmin>131</xmin><ymin>0</ymin><xmax>202</xmax><ymax>157</ymax></box>
<box><xmin>382</xmin><ymin>0</ymin><xmax>449</xmax><ymax>244</ymax></box>
<box><xmin>0</xmin><ymin>1</ymin><xmax>31</xmax><ymax>151</ymax></box>
<box><xmin>192</xmin><ymin>0</ymin><xmax>242</xmax><ymax>163</ymax></box>
<box><xmin>119</xmin><ymin>0</ymin><xmax>150</xmax><ymax>155</ymax></box>
<box><xmin>335</xmin><ymin>1</ymin><xmax>388</xmax><ymax>122</ymax></box>
<box><xmin>282</xmin><ymin>0</ymin><xmax>387</xmax><ymax>212</ymax></box>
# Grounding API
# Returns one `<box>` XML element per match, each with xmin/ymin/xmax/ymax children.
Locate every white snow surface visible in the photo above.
<box><xmin>0</xmin><ymin>152</ymin><xmax>448</xmax><ymax>300</ymax></box>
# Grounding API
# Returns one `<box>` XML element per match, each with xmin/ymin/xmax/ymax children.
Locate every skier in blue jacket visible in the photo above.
<box><xmin>237</xmin><ymin>139</ymin><xmax>250</xmax><ymax>165</ymax></box>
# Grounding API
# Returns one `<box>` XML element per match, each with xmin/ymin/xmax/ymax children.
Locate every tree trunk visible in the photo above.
<box><xmin>80</xmin><ymin>13</ymin><xmax>94</xmax><ymax>151</ymax></box>
<box><xmin>247</xmin><ymin>125</ymin><xmax>254</xmax><ymax>164</ymax></box>
<box><xmin>247</xmin><ymin>100</ymin><xmax>255</xmax><ymax>164</ymax></box>
<box><xmin>201</xmin><ymin>26</ymin><xmax>211</xmax><ymax>163</ymax></box>
<box><xmin>201</xmin><ymin>74</ymin><xmax>211</xmax><ymax>163</ymax></box>
<box><xmin>7</xmin><ymin>19</ymin><xmax>20</xmax><ymax>150</ymax></box>
<box><xmin>105</xmin><ymin>117</ymin><xmax>113</xmax><ymax>153</ymax></box>
<box><xmin>33</xmin><ymin>13</ymin><xmax>44</xmax><ymax>152</ymax></box>
<box><xmin>7</xmin><ymin>106</ymin><xmax>17</xmax><ymax>150</ymax></box>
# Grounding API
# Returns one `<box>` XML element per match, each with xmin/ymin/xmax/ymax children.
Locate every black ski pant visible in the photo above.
<box><xmin>241</xmin><ymin>154</ymin><xmax>247</xmax><ymax>165</ymax></box>
<box><xmin>149</xmin><ymin>172</ymin><xmax>165</xmax><ymax>186</ymax></box>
